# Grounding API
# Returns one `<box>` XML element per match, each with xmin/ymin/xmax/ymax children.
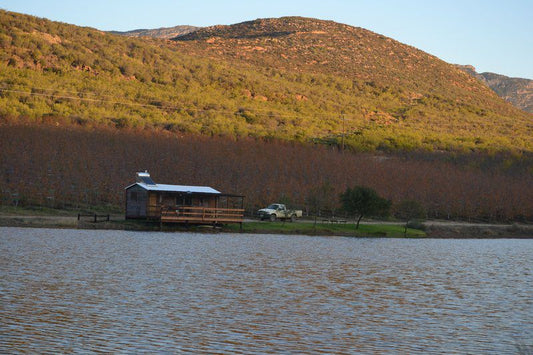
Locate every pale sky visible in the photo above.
<box><xmin>1</xmin><ymin>0</ymin><xmax>532</xmax><ymax>79</ymax></box>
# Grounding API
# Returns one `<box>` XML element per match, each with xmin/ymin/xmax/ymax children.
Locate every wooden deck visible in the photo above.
<box><xmin>160</xmin><ymin>206</ymin><xmax>244</xmax><ymax>224</ymax></box>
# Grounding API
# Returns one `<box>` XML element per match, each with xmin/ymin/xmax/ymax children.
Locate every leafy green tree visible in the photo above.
<box><xmin>340</xmin><ymin>186</ymin><xmax>391</xmax><ymax>229</ymax></box>
<box><xmin>394</xmin><ymin>200</ymin><xmax>426</xmax><ymax>236</ymax></box>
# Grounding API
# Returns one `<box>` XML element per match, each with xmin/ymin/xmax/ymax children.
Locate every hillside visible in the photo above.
<box><xmin>456</xmin><ymin>65</ymin><xmax>533</xmax><ymax>113</ymax></box>
<box><xmin>110</xmin><ymin>25</ymin><xmax>199</xmax><ymax>39</ymax></box>
<box><xmin>0</xmin><ymin>10</ymin><xmax>532</xmax><ymax>153</ymax></box>
<box><xmin>115</xmin><ymin>21</ymin><xmax>533</xmax><ymax>114</ymax></box>
<box><xmin>174</xmin><ymin>17</ymin><xmax>514</xmax><ymax>110</ymax></box>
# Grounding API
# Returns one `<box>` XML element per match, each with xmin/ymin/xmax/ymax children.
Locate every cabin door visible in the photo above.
<box><xmin>148</xmin><ymin>192</ymin><xmax>157</xmax><ymax>217</ymax></box>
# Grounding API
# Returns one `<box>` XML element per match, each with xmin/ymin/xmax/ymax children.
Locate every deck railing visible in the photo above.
<box><xmin>160</xmin><ymin>206</ymin><xmax>244</xmax><ymax>224</ymax></box>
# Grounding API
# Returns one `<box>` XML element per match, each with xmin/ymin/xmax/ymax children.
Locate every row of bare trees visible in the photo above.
<box><xmin>1</xmin><ymin>123</ymin><xmax>531</xmax><ymax>221</ymax></box>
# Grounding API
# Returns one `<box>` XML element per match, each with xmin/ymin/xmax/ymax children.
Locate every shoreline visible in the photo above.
<box><xmin>0</xmin><ymin>214</ymin><xmax>532</xmax><ymax>238</ymax></box>
<box><xmin>423</xmin><ymin>224</ymin><xmax>533</xmax><ymax>239</ymax></box>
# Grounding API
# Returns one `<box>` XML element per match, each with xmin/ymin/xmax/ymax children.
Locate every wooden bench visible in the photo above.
<box><xmin>331</xmin><ymin>218</ymin><xmax>347</xmax><ymax>223</ymax></box>
<box><xmin>322</xmin><ymin>218</ymin><xmax>347</xmax><ymax>224</ymax></box>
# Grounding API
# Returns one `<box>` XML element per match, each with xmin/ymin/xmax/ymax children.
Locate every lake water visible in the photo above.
<box><xmin>1</xmin><ymin>227</ymin><xmax>531</xmax><ymax>353</ymax></box>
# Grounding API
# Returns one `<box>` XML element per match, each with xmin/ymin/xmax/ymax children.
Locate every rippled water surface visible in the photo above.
<box><xmin>1</xmin><ymin>227</ymin><xmax>532</xmax><ymax>353</ymax></box>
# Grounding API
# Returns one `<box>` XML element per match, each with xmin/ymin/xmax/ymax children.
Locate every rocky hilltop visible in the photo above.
<box><xmin>120</xmin><ymin>18</ymin><xmax>530</xmax><ymax>114</ymax></box>
<box><xmin>174</xmin><ymin>17</ymin><xmax>489</xmax><ymax>96</ymax></box>
<box><xmin>456</xmin><ymin>65</ymin><xmax>533</xmax><ymax>113</ymax></box>
<box><xmin>111</xmin><ymin>25</ymin><xmax>199</xmax><ymax>39</ymax></box>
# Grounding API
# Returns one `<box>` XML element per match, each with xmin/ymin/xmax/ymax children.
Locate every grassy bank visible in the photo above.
<box><xmin>223</xmin><ymin>221</ymin><xmax>426</xmax><ymax>238</ymax></box>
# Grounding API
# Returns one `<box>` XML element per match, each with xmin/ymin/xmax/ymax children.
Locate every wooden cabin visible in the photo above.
<box><xmin>125</xmin><ymin>171</ymin><xmax>244</xmax><ymax>224</ymax></box>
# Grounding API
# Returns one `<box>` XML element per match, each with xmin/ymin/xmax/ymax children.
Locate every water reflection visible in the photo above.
<box><xmin>1</xmin><ymin>228</ymin><xmax>531</xmax><ymax>353</ymax></box>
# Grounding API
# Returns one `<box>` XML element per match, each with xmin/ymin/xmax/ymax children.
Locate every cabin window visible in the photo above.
<box><xmin>177</xmin><ymin>196</ymin><xmax>192</xmax><ymax>206</ymax></box>
<box><xmin>130</xmin><ymin>191</ymin><xmax>138</xmax><ymax>202</ymax></box>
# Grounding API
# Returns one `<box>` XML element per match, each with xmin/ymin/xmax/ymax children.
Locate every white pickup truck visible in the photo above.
<box><xmin>257</xmin><ymin>203</ymin><xmax>303</xmax><ymax>222</ymax></box>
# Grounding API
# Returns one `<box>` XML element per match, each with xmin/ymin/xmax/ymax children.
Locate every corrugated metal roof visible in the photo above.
<box><xmin>126</xmin><ymin>182</ymin><xmax>221</xmax><ymax>194</ymax></box>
